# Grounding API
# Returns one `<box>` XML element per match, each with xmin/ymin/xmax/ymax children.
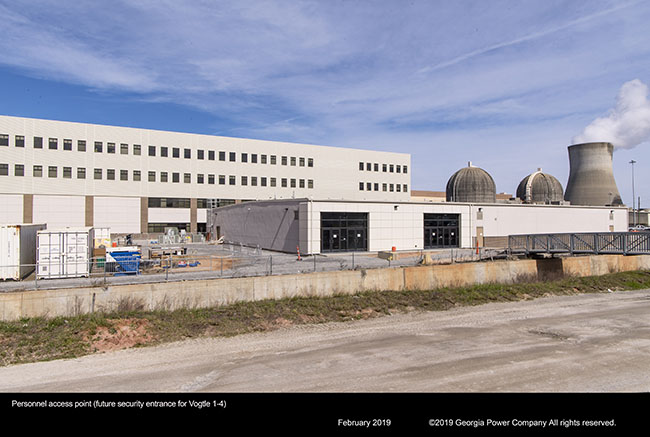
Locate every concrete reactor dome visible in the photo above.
<box><xmin>446</xmin><ymin>162</ymin><xmax>497</xmax><ymax>203</ymax></box>
<box><xmin>564</xmin><ymin>142</ymin><xmax>623</xmax><ymax>206</ymax></box>
<box><xmin>516</xmin><ymin>168</ymin><xmax>564</xmax><ymax>204</ymax></box>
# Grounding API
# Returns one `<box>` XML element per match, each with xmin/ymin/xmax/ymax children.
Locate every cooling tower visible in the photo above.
<box><xmin>564</xmin><ymin>142</ymin><xmax>623</xmax><ymax>206</ymax></box>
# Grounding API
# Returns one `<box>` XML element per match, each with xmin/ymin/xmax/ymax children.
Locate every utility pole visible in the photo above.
<box><xmin>630</xmin><ymin>160</ymin><xmax>637</xmax><ymax>226</ymax></box>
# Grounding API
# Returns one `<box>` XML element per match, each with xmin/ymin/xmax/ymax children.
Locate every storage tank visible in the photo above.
<box><xmin>516</xmin><ymin>169</ymin><xmax>564</xmax><ymax>204</ymax></box>
<box><xmin>564</xmin><ymin>142</ymin><xmax>623</xmax><ymax>206</ymax></box>
<box><xmin>37</xmin><ymin>227</ymin><xmax>92</xmax><ymax>279</ymax></box>
<box><xmin>446</xmin><ymin>162</ymin><xmax>497</xmax><ymax>203</ymax></box>
<box><xmin>0</xmin><ymin>224</ymin><xmax>47</xmax><ymax>280</ymax></box>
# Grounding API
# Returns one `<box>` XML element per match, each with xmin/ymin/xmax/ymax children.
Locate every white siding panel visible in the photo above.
<box><xmin>94</xmin><ymin>197</ymin><xmax>141</xmax><ymax>233</ymax></box>
<box><xmin>0</xmin><ymin>195</ymin><xmax>23</xmax><ymax>224</ymax></box>
<box><xmin>33</xmin><ymin>195</ymin><xmax>85</xmax><ymax>229</ymax></box>
<box><xmin>148</xmin><ymin>208</ymin><xmax>191</xmax><ymax>223</ymax></box>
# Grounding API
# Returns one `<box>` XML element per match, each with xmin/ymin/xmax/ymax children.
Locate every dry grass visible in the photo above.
<box><xmin>1</xmin><ymin>270</ymin><xmax>650</xmax><ymax>366</ymax></box>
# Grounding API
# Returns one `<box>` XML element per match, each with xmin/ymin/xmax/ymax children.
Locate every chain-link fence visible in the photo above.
<box><xmin>0</xmin><ymin>244</ymin><xmax>506</xmax><ymax>292</ymax></box>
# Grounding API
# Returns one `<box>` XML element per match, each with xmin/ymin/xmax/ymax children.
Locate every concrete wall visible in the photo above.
<box><xmin>1</xmin><ymin>254</ymin><xmax>649</xmax><ymax>321</ymax></box>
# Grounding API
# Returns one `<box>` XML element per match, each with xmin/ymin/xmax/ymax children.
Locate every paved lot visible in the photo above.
<box><xmin>1</xmin><ymin>289</ymin><xmax>649</xmax><ymax>392</ymax></box>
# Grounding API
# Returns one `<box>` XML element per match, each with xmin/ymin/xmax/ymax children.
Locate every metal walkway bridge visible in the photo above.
<box><xmin>508</xmin><ymin>232</ymin><xmax>650</xmax><ymax>256</ymax></box>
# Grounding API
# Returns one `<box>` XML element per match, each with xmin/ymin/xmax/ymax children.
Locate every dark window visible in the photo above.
<box><xmin>299</xmin><ymin>179</ymin><xmax>305</xmax><ymax>188</ymax></box>
<box><xmin>374</xmin><ymin>163</ymin><xmax>379</xmax><ymax>172</ymax></box>
<box><xmin>209</xmin><ymin>150</ymin><xmax>215</xmax><ymax>160</ymax></box>
<box><xmin>0</xmin><ymin>163</ymin><xmax>8</xmax><ymax>175</ymax></box>
<box><xmin>396</xmin><ymin>165</ymin><xmax>401</xmax><ymax>173</ymax></box>
<box><xmin>107</xmin><ymin>169</ymin><xmax>115</xmax><ymax>180</ymax></box>
<box><xmin>261</xmin><ymin>154</ymin><xmax>267</xmax><ymax>164</ymax></box>
<box><xmin>270</xmin><ymin>177</ymin><xmax>276</xmax><ymax>187</ymax></box>
<box><xmin>173</xmin><ymin>148</ymin><xmax>180</xmax><ymax>158</ymax></box>
<box><xmin>161</xmin><ymin>146</ymin><xmax>168</xmax><ymax>157</ymax></box>
<box><xmin>321</xmin><ymin>212</ymin><xmax>368</xmax><ymax>252</ymax></box>
<box><xmin>229</xmin><ymin>175</ymin><xmax>236</xmax><ymax>185</ymax></box>
<box><xmin>121</xmin><ymin>143</ymin><xmax>129</xmax><ymax>154</ymax></box>
<box><xmin>229</xmin><ymin>152</ymin><xmax>236</xmax><ymax>162</ymax></box>
<box><xmin>77</xmin><ymin>140</ymin><xmax>86</xmax><ymax>152</ymax></box>
<box><xmin>291</xmin><ymin>178</ymin><xmax>296</xmax><ymax>188</ymax></box>
<box><xmin>308</xmin><ymin>179</ymin><xmax>314</xmax><ymax>189</ymax></box>
<box><xmin>15</xmin><ymin>164</ymin><xmax>24</xmax><ymax>176</ymax></box>
<box><xmin>389</xmin><ymin>164</ymin><xmax>394</xmax><ymax>173</ymax></box>
<box><xmin>16</xmin><ymin>136</ymin><xmax>25</xmax><ymax>147</ymax></box>
<box><xmin>282</xmin><ymin>156</ymin><xmax>288</xmax><ymax>165</ymax></box>
<box><xmin>241</xmin><ymin>176</ymin><xmax>248</xmax><ymax>186</ymax></box>
<box><xmin>281</xmin><ymin>178</ymin><xmax>287</xmax><ymax>187</ymax></box>
<box><xmin>290</xmin><ymin>157</ymin><xmax>296</xmax><ymax>166</ymax></box>
<box><xmin>148</xmin><ymin>171</ymin><xmax>156</xmax><ymax>182</ymax></box>
<box><xmin>251</xmin><ymin>154</ymin><xmax>257</xmax><ymax>163</ymax></box>
<box><xmin>366</xmin><ymin>162</ymin><xmax>371</xmax><ymax>171</ymax></box>
<box><xmin>63</xmin><ymin>167</ymin><xmax>72</xmax><ymax>178</ymax></box>
<box><xmin>359</xmin><ymin>162</ymin><xmax>364</xmax><ymax>171</ymax></box>
<box><xmin>120</xmin><ymin>169</ymin><xmax>128</xmax><ymax>181</ymax></box>
<box><xmin>94</xmin><ymin>142</ymin><xmax>102</xmax><ymax>153</ymax></box>
<box><xmin>424</xmin><ymin>214</ymin><xmax>460</xmax><ymax>249</ymax></box>
<box><xmin>366</xmin><ymin>182</ymin><xmax>372</xmax><ymax>191</ymax></box>
<box><xmin>404</xmin><ymin>165</ymin><xmax>408</xmax><ymax>174</ymax></box>
<box><xmin>261</xmin><ymin>177</ymin><xmax>267</xmax><ymax>186</ymax></box>
<box><xmin>299</xmin><ymin>157</ymin><xmax>305</xmax><ymax>167</ymax></box>
<box><xmin>308</xmin><ymin>158</ymin><xmax>313</xmax><ymax>167</ymax></box>
<box><xmin>148</xmin><ymin>198</ymin><xmax>191</xmax><ymax>208</ymax></box>
<box><xmin>198</xmin><ymin>149</ymin><xmax>204</xmax><ymax>160</ymax></box>
<box><xmin>147</xmin><ymin>223</ymin><xmax>190</xmax><ymax>233</ymax></box>
<box><xmin>77</xmin><ymin>168</ymin><xmax>86</xmax><ymax>179</ymax></box>
<box><xmin>49</xmin><ymin>138</ymin><xmax>58</xmax><ymax>150</ymax></box>
<box><xmin>34</xmin><ymin>137</ymin><xmax>43</xmax><ymax>149</ymax></box>
<box><xmin>184</xmin><ymin>173</ymin><xmax>191</xmax><ymax>183</ymax></box>
<box><xmin>172</xmin><ymin>172</ymin><xmax>180</xmax><ymax>183</ymax></box>
<box><xmin>359</xmin><ymin>182</ymin><xmax>364</xmax><ymax>191</ymax></box>
<box><xmin>197</xmin><ymin>173</ymin><xmax>204</xmax><ymax>184</ymax></box>
<box><xmin>374</xmin><ymin>183</ymin><xmax>379</xmax><ymax>191</ymax></box>
<box><xmin>208</xmin><ymin>174</ymin><xmax>215</xmax><ymax>184</ymax></box>
<box><xmin>63</xmin><ymin>139</ymin><xmax>72</xmax><ymax>151</ymax></box>
<box><xmin>133</xmin><ymin>144</ymin><xmax>141</xmax><ymax>155</ymax></box>
<box><xmin>219</xmin><ymin>151</ymin><xmax>225</xmax><ymax>161</ymax></box>
<box><xmin>251</xmin><ymin>176</ymin><xmax>257</xmax><ymax>186</ymax></box>
<box><xmin>160</xmin><ymin>172</ymin><xmax>168</xmax><ymax>182</ymax></box>
<box><xmin>218</xmin><ymin>175</ymin><xmax>225</xmax><ymax>185</ymax></box>
<box><xmin>133</xmin><ymin>170</ymin><xmax>141</xmax><ymax>181</ymax></box>
<box><xmin>148</xmin><ymin>145</ymin><xmax>156</xmax><ymax>156</ymax></box>
<box><xmin>382</xmin><ymin>164</ymin><xmax>387</xmax><ymax>172</ymax></box>
<box><xmin>241</xmin><ymin>153</ymin><xmax>248</xmax><ymax>163</ymax></box>
<box><xmin>48</xmin><ymin>166</ymin><xmax>57</xmax><ymax>178</ymax></box>
<box><xmin>271</xmin><ymin>155</ymin><xmax>277</xmax><ymax>165</ymax></box>
<box><xmin>107</xmin><ymin>143</ymin><xmax>115</xmax><ymax>154</ymax></box>
<box><xmin>94</xmin><ymin>168</ymin><xmax>102</xmax><ymax>179</ymax></box>
<box><xmin>403</xmin><ymin>184</ymin><xmax>408</xmax><ymax>192</ymax></box>
<box><xmin>33</xmin><ymin>165</ymin><xmax>43</xmax><ymax>177</ymax></box>
<box><xmin>0</xmin><ymin>134</ymin><xmax>9</xmax><ymax>146</ymax></box>
<box><xmin>184</xmin><ymin>148</ymin><xmax>191</xmax><ymax>159</ymax></box>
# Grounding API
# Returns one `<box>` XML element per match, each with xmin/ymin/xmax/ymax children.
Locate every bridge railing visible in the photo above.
<box><xmin>508</xmin><ymin>232</ymin><xmax>650</xmax><ymax>256</ymax></box>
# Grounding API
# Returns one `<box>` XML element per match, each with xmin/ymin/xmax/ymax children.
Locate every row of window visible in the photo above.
<box><xmin>0</xmin><ymin>163</ymin><xmax>315</xmax><ymax>188</ymax></box>
<box><xmin>359</xmin><ymin>181</ymin><xmax>409</xmax><ymax>193</ymax></box>
<box><xmin>147</xmin><ymin>198</ymin><xmax>236</xmax><ymax>208</ymax></box>
<box><xmin>0</xmin><ymin>134</ymin><xmax>315</xmax><ymax>167</ymax></box>
<box><xmin>359</xmin><ymin>161</ymin><xmax>408</xmax><ymax>174</ymax></box>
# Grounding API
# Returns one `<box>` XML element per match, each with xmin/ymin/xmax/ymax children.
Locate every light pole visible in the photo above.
<box><xmin>630</xmin><ymin>160</ymin><xmax>637</xmax><ymax>226</ymax></box>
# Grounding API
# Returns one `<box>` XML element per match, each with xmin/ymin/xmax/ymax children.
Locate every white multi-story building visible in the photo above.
<box><xmin>0</xmin><ymin>115</ymin><xmax>411</xmax><ymax>234</ymax></box>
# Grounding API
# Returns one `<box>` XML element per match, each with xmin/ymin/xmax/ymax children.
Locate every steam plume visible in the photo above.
<box><xmin>573</xmin><ymin>79</ymin><xmax>650</xmax><ymax>150</ymax></box>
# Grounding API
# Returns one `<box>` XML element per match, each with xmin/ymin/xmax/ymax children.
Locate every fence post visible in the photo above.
<box><xmin>270</xmin><ymin>255</ymin><xmax>273</xmax><ymax>275</ymax></box>
<box><xmin>313</xmin><ymin>254</ymin><xmax>316</xmax><ymax>272</ymax></box>
<box><xmin>221</xmin><ymin>257</ymin><xmax>223</xmax><ymax>276</ymax></box>
<box><xmin>352</xmin><ymin>252</ymin><xmax>355</xmax><ymax>270</ymax></box>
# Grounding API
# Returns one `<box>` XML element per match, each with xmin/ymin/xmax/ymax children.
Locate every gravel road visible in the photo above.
<box><xmin>1</xmin><ymin>289</ymin><xmax>649</xmax><ymax>392</ymax></box>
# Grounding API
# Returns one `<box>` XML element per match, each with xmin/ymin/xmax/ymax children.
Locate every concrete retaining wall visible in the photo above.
<box><xmin>1</xmin><ymin>254</ymin><xmax>650</xmax><ymax>321</ymax></box>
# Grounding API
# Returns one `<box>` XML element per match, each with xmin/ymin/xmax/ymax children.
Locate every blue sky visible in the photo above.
<box><xmin>1</xmin><ymin>0</ymin><xmax>650</xmax><ymax>207</ymax></box>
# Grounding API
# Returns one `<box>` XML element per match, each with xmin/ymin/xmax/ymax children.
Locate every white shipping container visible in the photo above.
<box><xmin>0</xmin><ymin>224</ymin><xmax>47</xmax><ymax>280</ymax></box>
<box><xmin>37</xmin><ymin>227</ymin><xmax>92</xmax><ymax>279</ymax></box>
